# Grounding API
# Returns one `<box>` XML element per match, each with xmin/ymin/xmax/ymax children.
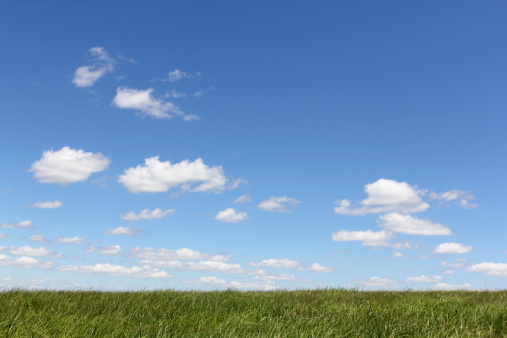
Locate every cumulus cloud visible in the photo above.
<box><xmin>1</xmin><ymin>245</ymin><xmax>62</xmax><ymax>258</ymax></box>
<box><xmin>162</xmin><ymin>69</ymin><xmax>200</xmax><ymax>82</ymax></box>
<box><xmin>441</xmin><ymin>260</ymin><xmax>466</xmax><ymax>269</ymax></box>
<box><xmin>118</xmin><ymin>157</ymin><xmax>234</xmax><ymax>194</ymax></box>
<box><xmin>215</xmin><ymin>208</ymin><xmax>247</xmax><ymax>223</ymax></box>
<box><xmin>112</xmin><ymin>87</ymin><xmax>197</xmax><ymax>120</ymax></box>
<box><xmin>139</xmin><ymin>259</ymin><xmax>263</xmax><ymax>275</ymax></box>
<box><xmin>233</xmin><ymin>194</ymin><xmax>251</xmax><ymax>203</ymax></box>
<box><xmin>406</xmin><ymin>275</ymin><xmax>443</xmax><ymax>283</ymax></box>
<box><xmin>377</xmin><ymin>213</ymin><xmax>452</xmax><ymax>235</ymax></box>
<box><xmin>31</xmin><ymin>201</ymin><xmax>64</xmax><ymax>209</ymax></box>
<box><xmin>429</xmin><ymin>190</ymin><xmax>477</xmax><ymax>209</ymax></box>
<box><xmin>129</xmin><ymin>247</ymin><xmax>229</xmax><ymax>262</ymax></box>
<box><xmin>56</xmin><ymin>236</ymin><xmax>84</xmax><ymax>244</ymax></box>
<box><xmin>334</xmin><ymin>179</ymin><xmax>429</xmax><ymax>215</ymax></box>
<box><xmin>433</xmin><ymin>242</ymin><xmax>472</xmax><ymax>254</ymax></box>
<box><xmin>28</xmin><ymin>147</ymin><xmax>110</xmax><ymax>185</ymax></box>
<box><xmin>85</xmin><ymin>245</ymin><xmax>121</xmax><ymax>256</ymax></box>
<box><xmin>105</xmin><ymin>226</ymin><xmax>141</xmax><ymax>237</ymax></box>
<box><xmin>29</xmin><ymin>235</ymin><xmax>48</xmax><ymax>243</ymax></box>
<box><xmin>182</xmin><ymin>276</ymin><xmax>276</xmax><ymax>291</ymax></box>
<box><xmin>121</xmin><ymin>208</ymin><xmax>175</xmax><ymax>221</ymax></box>
<box><xmin>72</xmin><ymin>47</ymin><xmax>115</xmax><ymax>87</ymax></box>
<box><xmin>59</xmin><ymin>263</ymin><xmax>170</xmax><ymax>279</ymax></box>
<box><xmin>432</xmin><ymin>283</ymin><xmax>473</xmax><ymax>290</ymax></box>
<box><xmin>0</xmin><ymin>220</ymin><xmax>33</xmax><ymax>229</ymax></box>
<box><xmin>258</xmin><ymin>196</ymin><xmax>299</xmax><ymax>212</ymax></box>
<box><xmin>357</xmin><ymin>277</ymin><xmax>396</xmax><ymax>288</ymax></box>
<box><xmin>467</xmin><ymin>263</ymin><xmax>507</xmax><ymax>276</ymax></box>
<box><xmin>332</xmin><ymin>229</ymin><xmax>393</xmax><ymax>247</ymax></box>
<box><xmin>0</xmin><ymin>254</ymin><xmax>54</xmax><ymax>269</ymax></box>
<box><xmin>247</xmin><ymin>258</ymin><xmax>335</xmax><ymax>272</ymax></box>
<box><xmin>254</xmin><ymin>274</ymin><xmax>304</xmax><ymax>282</ymax></box>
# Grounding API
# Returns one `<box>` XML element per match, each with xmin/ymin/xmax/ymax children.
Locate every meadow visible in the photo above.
<box><xmin>0</xmin><ymin>289</ymin><xmax>506</xmax><ymax>337</ymax></box>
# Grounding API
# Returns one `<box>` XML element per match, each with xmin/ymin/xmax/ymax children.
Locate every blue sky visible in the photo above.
<box><xmin>1</xmin><ymin>1</ymin><xmax>506</xmax><ymax>291</ymax></box>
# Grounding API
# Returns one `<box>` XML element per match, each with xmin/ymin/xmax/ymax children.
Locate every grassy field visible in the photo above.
<box><xmin>0</xmin><ymin>289</ymin><xmax>506</xmax><ymax>337</ymax></box>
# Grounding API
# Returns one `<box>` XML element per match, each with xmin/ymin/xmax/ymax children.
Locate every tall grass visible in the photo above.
<box><xmin>1</xmin><ymin>289</ymin><xmax>506</xmax><ymax>337</ymax></box>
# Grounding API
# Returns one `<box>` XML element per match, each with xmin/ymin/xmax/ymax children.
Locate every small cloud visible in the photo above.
<box><xmin>59</xmin><ymin>263</ymin><xmax>170</xmax><ymax>279</ymax></box>
<box><xmin>332</xmin><ymin>229</ymin><xmax>393</xmax><ymax>247</ymax></box>
<box><xmin>215</xmin><ymin>208</ymin><xmax>247</xmax><ymax>223</ymax></box>
<box><xmin>165</xmin><ymin>89</ymin><xmax>186</xmax><ymax>99</ymax></box>
<box><xmin>233</xmin><ymin>194</ymin><xmax>251</xmax><ymax>203</ymax></box>
<box><xmin>182</xmin><ymin>276</ymin><xmax>276</xmax><ymax>291</ymax></box>
<box><xmin>129</xmin><ymin>247</ymin><xmax>229</xmax><ymax>262</ymax></box>
<box><xmin>28</xmin><ymin>147</ymin><xmax>110</xmax><ymax>185</ymax></box>
<box><xmin>162</xmin><ymin>69</ymin><xmax>200</xmax><ymax>82</ymax></box>
<box><xmin>406</xmin><ymin>275</ymin><xmax>443</xmax><ymax>283</ymax></box>
<box><xmin>392</xmin><ymin>252</ymin><xmax>404</xmax><ymax>258</ymax></box>
<box><xmin>433</xmin><ymin>242</ymin><xmax>473</xmax><ymax>254</ymax></box>
<box><xmin>429</xmin><ymin>190</ymin><xmax>477</xmax><ymax>209</ymax></box>
<box><xmin>248</xmin><ymin>258</ymin><xmax>334</xmax><ymax>272</ymax></box>
<box><xmin>258</xmin><ymin>196</ymin><xmax>299</xmax><ymax>212</ymax></box>
<box><xmin>56</xmin><ymin>236</ymin><xmax>84</xmax><ymax>244</ymax></box>
<box><xmin>1</xmin><ymin>220</ymin><xmax>33</xmax><ymax>229</ymax></box>
<box><xmin>31</xmin><ymin>201</ymin><xmax>63</xmax><ymax>209</ymax></box>
<box><xmin>0</xmin><ymin>255</ymin><xmax>54</xmax><ymax>269</ymax></box>
<box><xmin>105</xmin><ymin>226</ymin><xmax>142</xmax><ymax>237</ymax></box>
<box><xmin>467</xmin><ymin>262</ymin><xmax>507</xmax><ymax>276</ymax></box>
<box><xmin>29</xmin><ymin>235</ymin><xmax>49</xmax><ymax>243</ymax></box>
<box><xmin>357</xmin><ymin>276</ymin><xmax>396</xmax><ymax>288</ymax></box>
<box><xmin>0</xmin><ymin>234</ymin><xmax>7</xmax><ymax>240</ymax></box>
<box><xmin>121</xmin><ymin>208</ymin><xmax>175</xmax><ymax>221</ymax></box>
<box><xmin>85</xmin><ymin>245</ymin><xmax>121</xmax><ymax>256</ymax></box>
<box><xmin>377</xmin><ymin>213</ymin><xmax>452</xmax><ymax>236</ymax></box>
<box><xmin>72</xmin><ymin>47</ymin><xmax>115</xmax><ymax>87</ymax></box>
<box><xmin>432</xmin><ymin>283</ymin><xmax>473</xmax><ymax>291</ymax></box>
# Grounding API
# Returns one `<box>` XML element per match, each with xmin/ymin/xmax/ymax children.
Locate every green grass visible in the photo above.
<box><xmin>0</xmin><ymin>289</ymin><xmax>506</xmax><ymax>337</ymax></box>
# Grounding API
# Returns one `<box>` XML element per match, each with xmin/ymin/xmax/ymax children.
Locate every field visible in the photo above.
<box><xmin>1</xmin><ymin>289</ymin><xmax>506</xmax><ymax>337</ymax></box>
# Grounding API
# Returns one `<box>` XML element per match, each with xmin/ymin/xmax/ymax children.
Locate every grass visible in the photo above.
<box><xmin>0</xmin><ymin>289</ymin><xmax>506</xmax><ymax>337</ymax></box>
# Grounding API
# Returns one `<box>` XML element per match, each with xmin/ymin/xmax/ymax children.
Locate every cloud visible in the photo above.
<box><xmin>467</xmin><ymin>263</ymin><xmax>507</xmax><ymax>276</ymax></box>
<box><xmin>406</xmin><ymin>275</ymin><xmax>443</xmax><ymax>283</ymax></box>
<box><xmin>0</xmin><ymin>220</ymin><xmax>33</xmax><ymax>229</ymax></box>
<box><xmin>377</xmin><ymin>213</ymin><xmax>452</xmax><ymax>235</ymax></box>
<box><xmin>357</xmin><ymin>277</ymin><xmax>396</xmax><ymax>288</ymax></box>
<box><xmin>441</xmin><ymin>260</ymin><xmax>466</xmax><ymax>269</ymax></box>
<box><xmin>233</xmin><ymin>194</ymin><xmax>251</xmax><ymax>203</ymax></box>
<box><xmin>118</xmin><ymin>157</ymin><xmax>234</xmax><ymax>194</ymax></box>
<box><xmin>72</xmin><ymin>47</ymin><xmax>115</xmax><ymax>87</ymax></box>
<box><xmin>0</xmin><ymin>234</ymin><xmax>7</xmax><ymax>240</ymax></box>
<box><xmin>429</xmin><ymin>190</ymin><xmax>477</xmax><ymax>209</ymax></box>
<box><xmin>392</xmin><ymin>252</ymin><xmax>404</xmax><ymax>258</ymax></box>
<box><xmin>254</xmin><ymin>274</ymin><xmax>304</xmax><ymax>282</ymax></box>
<box><xmin>332</xmin><ymin>230</ymin><xmax>393</xmax><ymax>247</ymax></box>
<box><xmin>215</xmin><ymin>208</ymin><xmax>247</xmax><ymax>223</ymax></box>
<box><xmin>432</xmin><ymin>283</ymin><xmax>473</xmax><ymax>290</ymax></box>
<box><xmin>31</xmin><ymin>201</ymin><xmax>64</xmax><ymax>209</ymax></box>
<box><xmin>59</xmin><ymin>263</ymin><xmax>171</xmax><ymax>279</ymax></box>
<box><xmin>334</xmin><ymin>179</ymin><xmax>429</xmax><ymax>215</ymax></box>
<box><xmin>129</xmin><ymin>247</ymin><xmax>229</xmax><ymax>262</ymax></box>
<box><xmin>28</xmin><ymin>147</ymin><xmax>110</xmax><ymax>185</ymax></box>
<box><xmin>0</xmin><ymin>254</ymin><xmax>54</xmax><ymax>269</ymax></box>
<box><xmin>105</xmin><ymin>226</ymin><xmax>141</xmax><ymax>237</ymax></box>
<box><xmin>112</xmin><ymin>87</ymin><xmax>197</xmax><ymax>120</ymax></box>
<box><xmin>182</xmin><ymin>276</ymin><xmax>276</xmax><ymax>291</ymax></box>
<box><xmin>139</xmin><ymin>259</ymin><xmax>263</xmax><ymax>274</ymax></box>
<box><xmin>247</xmin><ymin>258</ymin><xmax>335</xmax><ymax>272</ymax></box>
<box><xmin>29</xmin><ymin>235</ymin><xmax>48</xmax><ymax>243</ymax></box>
<box><xmin>56</xmin><ymin>236</ymin><xmax>84</xmax><ymax>244</ymax></box>
<box><xmin>162</xmin><ymin>69</ymin><xmax>200</xmax><ymax>82</ymax></box>
<box><xmin>0</xmin><ymin>245</ymin><xmax>62</xmax><ymax>258</ymax></box>
<box><xmin>85</xmin><ymin>245</ymin><xmax>121</xmax><ymax>256</ymax></box>
<box><xmin>121</xmin><ymin>208</ymin><xmax>175</xmax><ymax>221</ymax></box>
<box><xmin>258</xmin><ymin>196</ymin><xmax>299</xmax><ymax>212</ymax></box>
<box><xmin>433</xmin><ymin>242</ymin><xmax>472</xmax><ymax>254</ymax></box>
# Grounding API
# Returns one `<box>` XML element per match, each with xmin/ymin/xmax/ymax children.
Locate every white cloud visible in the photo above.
<box><xmin>85</xmin><ymin>245</ymin><xmax>121</xmax><ymax>256</ymax></box>
<box><xmin>357</xmin><ymin>277</ymin><xmax>396</xmax><ymax>288</ymax></box>
<box><xmin>0</xmin><ymin>234</ymin><xmax>7</xmax><ymax>240</ymax></box>
<box><xmin>406</xmin><ymin>275</ymin><xmax>443</xmax><ymax>283</ymax></box>
<box><xmin>112</xmin><ymin>87</ymin><xmax>196</xmax><ymax>120</ymax></box>
<box><xmin>105</xmin><ymin>226</ymin><xmax>140</xmax><ymax>237</ymax></box>
<box><xmin>441</xmin><ymin>260</ymin><xmax>466</xmax><ymax>268</ymax></box>
<box><xmin>0</xmin><ymin>220</ymin><xmax>33</xmax><ymax>229</ymax></box>
<box><xmin>257</xmin><ymin>196</ymin><xmax>299</xmax><ymax>212</ymax></box>
<box><xmin>215</xmin><ymin>208</ymin><xmax>247</xmax><ymax>223</ymax></box>
<box><xmin>432</xmin><ymin>283</ymin><xmax>473</xmax><ymax>290</ymax></box>
<box><xmin>442</xmin><ymin>270</ymin><xmax>455</xmax><ymax>274</ymax></box>
<box><xmin>139</xmin><ymin>259</ymin><xmax>262</xmax><ymax>274</ymax></box>
<box><xmin>163</xmin><ymin>69</ymin><xmax>199</xmax><ymax>82</ymax></box>
<box><xmin>165</xmin><ymin>89</ymin><xmax>186</xmax><ymax>99</ymax></box>
<box><xmin>433</xmin><ymin>242</ymin><xmax>472</xmax><ymax>254</ymax></box>
<box><xmin>392</xmin><ymin>252</ymin><xmax>404</xmax><ymax>258</ymax></box>
<box><xmin>1</xmin><ymin>245</ymin><xmax>61</xmax><ymax>258</ymax></box>
<box><xmin>0</xmin><ymin>254</ymin><xmax>54</xmax><ymax>269</ymax></box>
<box><xmin>467</xmin><ymin>263</ymin><xmax>507</xmax><ymax>276</ymax></box>
<box><xmin>254</xmin><ymin>274</ymin><xmax>304</xmax><ymax>282</ymax></box>
<box><xmin>29</xmin><ymin>235</ymin><xmax>48</xmax><ymax>243</ymax></box>
<box><xmin>233</xmin><ymin>194</ymin><xmax>251</xmax><ymax>203</ymax></box>
<box><xmin>56</xmin><ymin>236</ymin><xmax>84</xmax><ymax>244</ymax></box>
<box><xmin>59</xmin><ymin>263</ymin><xmax>170</xmax><ymax>279</ymax></box>
<box><xmin>28</xmin><ymin>147</ymin><xmax>110</xmax><ymax>185</ymax></box>
<box><xmin>377</xmin><ymin>213</ymin><xmax>452</xmax><ymax>235</ymax></box>
<box><xmin>121</xmin><ymin>208</ymin><xmax>175</xmax><ymax>221</ymax></box>
<box><xmin>247</xmin><ymin>258</ymin><xmax>334</xmax><ymax>272</ymax></box>
<box><xmin>72</xmin><ymin>47</ymin><xmax>115</xmax><ymax>87</ymax></box>
<box><xmin>129</xmin><ymin>247</ymin><xmax>229</xmax><ymax>262</ymax></box>
<box><xmin>118</xmin><ymin>157</ymin><xmax>233</xmax><ymax>194</ymax></box>
<box><xmin>31</xmin><ymin>201</ymin><xmax>64</xmax><ymax>209</ymax></box>
<box><xmin>334</xmin><ymin>179</ymin><xmax>429</xmax><ymax>215</ymax></box>
<box><xmin>332</xmin><ymin>229</ymin><xmax>393</xmax><ymax>247</ymax></box>
<box><xmin>182</xmin><ymin>276</ymin><xmax>276</xmax><ymax>291</ymax></box>
<box><xmin>429</xmin><ymin>190</ymin><xmax>477</xmax><ymax>209</ymax></box>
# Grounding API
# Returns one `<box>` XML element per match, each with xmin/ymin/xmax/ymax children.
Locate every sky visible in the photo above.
<box><xmin>1</xmin><ymin>1</ymin><xmax>506</xmax><ymax>291</ymax></box>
